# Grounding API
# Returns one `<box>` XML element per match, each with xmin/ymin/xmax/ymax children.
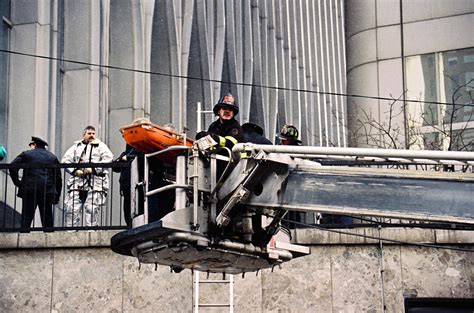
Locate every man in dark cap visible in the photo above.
<box><xmin>242</xmin><ymin>122</ymin><xmax>272</xmax><ymax>145</ymax></box>
<box><xmin>10</xmin><ymin>136</ymin><xmax>62</xmax><ymax>231</ymax></box>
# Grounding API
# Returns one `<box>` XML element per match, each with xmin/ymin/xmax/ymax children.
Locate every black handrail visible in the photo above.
<box><xmin>0</xmin><ymin>162</ymin><xmax>130</xmax><ymax>232</ymax></box>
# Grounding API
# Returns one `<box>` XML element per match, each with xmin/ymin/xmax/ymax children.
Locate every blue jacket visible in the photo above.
<box><xmin>0</xmin><ymin>145</ymin><xmax>6</xmax><ymax>160</ymax></box>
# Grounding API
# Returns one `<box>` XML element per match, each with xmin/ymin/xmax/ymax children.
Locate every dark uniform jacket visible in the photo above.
<box><xmin>243</xmin><ymin>130</ymin><xmax>272</xmax><ymax>145</ymax></box>
<box><xmin>10</xmin><ymin>148</ymin><xmax>62</xmax><ymax>201</ymax></box>
<box><xmin>207</xmin><ymin>118</ymin><xmax>244</xmax><ymax>149</ymax></box>
<box><xmin>113</xmin><ymin>145</ymin><xmax>144</xmax><ymax>193</ymax></box>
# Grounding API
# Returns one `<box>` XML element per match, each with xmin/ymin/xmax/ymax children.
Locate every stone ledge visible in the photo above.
<box><xmin>293</xmin><ymin>227</ymin><xmax>473</xmax><ymax>245</ymax></box>
<box><xmin>1</xmin><ymin>228</ymin><xmax>472</xmax><ymax>249</ymax></box>
<box><xmin>0</xmin><ymin>230</ymin><xmax>121</xmax><ymax>249</ymax></box>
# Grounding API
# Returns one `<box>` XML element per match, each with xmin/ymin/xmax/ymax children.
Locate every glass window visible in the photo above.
<box><xmin>405</xmin><ymin>53</ymin><xmax>438</xmax><ymax>126</ymax></box>
<box><xmin>441</xmin><ymin>48</ymin><xmax>474</xmax><ymax>124</ymax></box>
<box><xmin>451</xmin><ymin>128</ymin><xmax>474</xmax><ymax>151</ymax></box>
<box><xmin>423</xmin><ymin>132</ymin><xmax>440</xmax><ymax>150</ymax></box>
<box><xmin>406</xmin><ymin>47</ymin><xmax>474</xmax><ymax>151</ymax></box>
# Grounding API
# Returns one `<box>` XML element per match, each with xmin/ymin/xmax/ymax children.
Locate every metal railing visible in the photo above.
<box><xmin>0</xmin><ymin>162</ymin><xmax>130</xmax><ymax>232</ymax></box>
<box><xmin>1</xmin><ymin>147</ymin><xmax>473</xmax><ymax>233</ymax></box>
<box><xmin>230</xmin><ymin>144</ymin><xmax>474</xmax><ymax>230</ymax></box>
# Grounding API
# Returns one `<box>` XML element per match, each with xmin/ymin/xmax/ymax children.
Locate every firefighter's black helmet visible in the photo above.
<box><xmin>213</xmin><ymin>93</ymin><xmax>239</xmax><ymax>116</ymax></box>
<box><xmin>242</xmin><ymin>122</ymin><xmax>264</xmax><ymax>136</ymax></box>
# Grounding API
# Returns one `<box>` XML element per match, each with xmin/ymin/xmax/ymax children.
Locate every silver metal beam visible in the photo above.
<box><xmin>232</xmin><ymin>143</ymin><xmax>474</xmax><ymax>163</ymax></box>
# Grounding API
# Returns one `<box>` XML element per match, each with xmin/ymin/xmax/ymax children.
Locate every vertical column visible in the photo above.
<box><xmin>251</xmin><ymin>0</ymin><xmax>264</xmax><ymax>125</ymax></box>
<box><xmin>335</xmin><ymin>0</ymin><xmax>347</xmax><ymax>147</ymax></box>
<box><xmin>295</xmin><ymin>0</ymin><xmax>307</xmax><ymax>143</ymax></box>
<box><xmin>275</xmin><ymin>0</ymin><xmax>287</xmax><ymax>138</ymax></box>
<box><xmin>259</xmin><ymin>1</ymin><xmax>268</xmax><ymax>130</ymax></box>
<box><xmin>213</xmin><ymin>0</ymin><xmax>225</xmax><ymax>103</ymax></box>
<box><xmin>266</xmin><ymin>1</ymin><xmax>278</xmax><ymax>140</ymax></box>
<box><xmin>196</xmin><ymin>0</ymin><xmax>213</xmax><ymax>127</ymax></box>
<box><xmin>289</xmin><ymin>1</ymin><xmax>300</xmax><ymax>128</ymax></box>
<box><xmin>8</xmin><ymin>0</ymin><xmax>52</xmax><ymax>157</ymax></box>
<box><xmin>309</xmin><ymin>0</ymin><xmax>323</xmax><ymax>146</ymax></box>
<box><xmin>241</xmin><ymin>0</ymin><xmax>254</xmax><ymax>123</ymax></box>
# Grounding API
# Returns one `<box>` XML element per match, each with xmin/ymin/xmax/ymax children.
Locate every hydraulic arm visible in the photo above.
<box><xmin>111</xmin><ymin>143</ymin><xmax>474</xmax><ymax>274</ymax></box>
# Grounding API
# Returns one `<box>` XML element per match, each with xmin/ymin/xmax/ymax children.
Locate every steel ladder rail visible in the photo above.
<box><xmin>193</xmin><ymin>271</ymin><xmax>234</xmax><ymax>313</ymax></box>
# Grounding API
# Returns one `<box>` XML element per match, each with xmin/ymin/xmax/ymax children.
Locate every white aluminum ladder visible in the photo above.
<box><xmin>193</xmin><ymin>271</ymin><xmax>234</xmax><ymax>312</ymax></box>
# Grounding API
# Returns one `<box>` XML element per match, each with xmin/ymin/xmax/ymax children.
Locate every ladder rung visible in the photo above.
<box><xmin>198</xmin><ymin>304</ymin><xmax>231</xmax><ymax>308</ymax></box>
<box><xmin>198</xmin><ymin>280</ymin><xmax>231</xmax><ymax>284</ymax></box>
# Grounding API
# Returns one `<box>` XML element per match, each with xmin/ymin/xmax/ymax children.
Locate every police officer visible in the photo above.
<box><xmin>205</xmin><ymin>93</ymin><xmax>244</xmax><ymax>148</ymax></box>
<box><xmin>242</xmin><ymin>122</ymin><xmax>272</xmax><ymax>145</ymax></box>
<box><xmin>9</xmin><ymin>136</ymin><xmax>62</xmax><ymax>231</ymax></box>
<box><xmin>277</xmin><ymin>124</ymin><xmax>302</xmax><ymax>146</ymax></box>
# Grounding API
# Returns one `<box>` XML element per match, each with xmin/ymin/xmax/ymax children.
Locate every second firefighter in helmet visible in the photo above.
<box><xmin>205</xmin><ymin>93</ymin><xmax>244</xmax><ymax>148</ymax></box>
<box><xmin>278</xmin><ymin>124</ymin><xmax>302</xmax><ymax>145</ymax></box>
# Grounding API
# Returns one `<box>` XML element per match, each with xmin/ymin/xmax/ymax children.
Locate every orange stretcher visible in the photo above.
<box><xmin>120</xmin><ymin>121</ymin><xmax>193</xmax><ymax>161</ymax></box>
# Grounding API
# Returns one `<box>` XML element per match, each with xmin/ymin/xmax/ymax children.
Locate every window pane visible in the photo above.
<box><xmin>405</xmin><ymin>53</ymin><xmax>438</xmax><ymax>126</ymax></box>
<box><xmin>423</xmin><ymin>132</ymin><xmax>440</xmax><ymax>150</ymax></box>
<box><xmin>441</xmin><ymin>48</ymin><xmax>474</xmax><ymax>124</ymax></box>
<box><xmin>451</xmin><ymin>128</ymin><xmax>474</xmax><ymax>151</ymax></box>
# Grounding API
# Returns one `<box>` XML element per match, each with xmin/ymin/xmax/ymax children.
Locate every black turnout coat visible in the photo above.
<box><xmin>207</xmin><ymin>118</ymin><xmax>244</xmax><ymax>148</ymax></box>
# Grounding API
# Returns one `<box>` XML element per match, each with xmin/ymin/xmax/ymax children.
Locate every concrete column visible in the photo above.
<box><xmin>9</xmin><ymin>0</ymin><xmax>52</xmax><ymax>159</ymax></box>
<box><xmin>61</xmin><ymin>0</ymin><xmax>104</xmax><ymax>151</ymax></box>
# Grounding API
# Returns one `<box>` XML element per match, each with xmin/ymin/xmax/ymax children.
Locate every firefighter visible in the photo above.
<box><xmin>242</xmin><ymin>122</ymin><xmax>272</xmax><ymax>145</ymax></box>
<box><xmin>277</xmin><ymin>124</ymin><xmax>302</xmax><ymax>146</ymax></box>
<box><xmin>278</xmin><ymin>125</ymin><xmax>305</xmax><ymax>227</ymax></box>
<box><xmin>197</xmin><ymin>93</ymin><xmax>244</xmax><ymax>148</ymax></box>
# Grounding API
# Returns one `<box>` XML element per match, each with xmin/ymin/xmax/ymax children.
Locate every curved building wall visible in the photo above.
<box><xmin>345</xmin><ymin>0</ymin><xmax>474</xmax><ymax>149</ymax></box>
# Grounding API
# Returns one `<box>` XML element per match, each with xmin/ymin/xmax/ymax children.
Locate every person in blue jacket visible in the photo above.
<box><xmin>0</xmin><ymin>145</ymin><xmax>6</xmax><ymax>160</ymax></box>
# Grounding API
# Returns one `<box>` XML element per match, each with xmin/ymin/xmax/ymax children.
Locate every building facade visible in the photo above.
<box><xmin>0</xmin><ymin>0</ymin><xmax>347</xmax><ymax>164</ymax></box>
<box><xmin>345</xmin><ymin>0</ymin><xmax>474</xmax><ymax>151</ymax></box>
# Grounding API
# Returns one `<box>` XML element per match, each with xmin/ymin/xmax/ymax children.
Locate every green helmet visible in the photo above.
<box><xmin>278</xmin><ymin>124</ymin><xmax>301</xmax><ymax>144</ymax></box>
<box><xmin>213</xmin><ymin>93</ymin><xmax>239</xmax><ymax>116</ymax></box>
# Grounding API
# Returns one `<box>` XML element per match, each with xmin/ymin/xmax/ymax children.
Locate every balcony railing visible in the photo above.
<box><xmin>0</xmin><ymin>162</ymin><xmax>129</xmax><ymax>232</ymax></box>
<box><xmin>1</xmin><ymin>158</ymin><xmax>472</xmax><ymax>233</ymax></box>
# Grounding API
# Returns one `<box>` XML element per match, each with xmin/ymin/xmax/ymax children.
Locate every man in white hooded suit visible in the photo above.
<box><xmin>62</xmin><ymin>126</ymin><xmax>114</xmax><ymax>227</ymax></box>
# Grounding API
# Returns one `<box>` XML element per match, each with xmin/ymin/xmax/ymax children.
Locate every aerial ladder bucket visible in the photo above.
<box><xmin>111</xmin><ymin>139</ymin><xmax>474</xmax><ymax>274</ymax></box>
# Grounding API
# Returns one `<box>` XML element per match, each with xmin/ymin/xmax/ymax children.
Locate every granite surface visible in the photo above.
<box><xmin>0</xmin><ymin>229</ymin><xmax>472</xmax><ymax>312</ymax></box>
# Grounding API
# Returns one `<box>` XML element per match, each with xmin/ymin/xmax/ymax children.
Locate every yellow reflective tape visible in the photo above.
<box><xmin>219</xmin><ymin>136</ymin><xmax>226</xmax><ymax>147</ymax></box>
<box><xmin>240</xmin><ymin>152</ymin><xmax>248</xmax><ymax>159</ymax></box>
<box><xmin>224</xmin><ymin>136</ymin><xmax>238</xmax><ymax>145</ymax></box>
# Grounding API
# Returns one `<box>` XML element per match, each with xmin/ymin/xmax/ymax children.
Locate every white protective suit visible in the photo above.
<box><xmin>62</xmin><ymin>139</ymin><xmax>114</xmax><ymax>227</ymax></box>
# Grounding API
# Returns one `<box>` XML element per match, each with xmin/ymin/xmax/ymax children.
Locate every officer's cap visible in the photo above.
<box><xmin>30</xmin><ymin>136</ymin><xmax>48</xmax><ymax>147</ymax></box>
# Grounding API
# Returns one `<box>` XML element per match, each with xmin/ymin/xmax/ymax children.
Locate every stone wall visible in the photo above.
<box><xmin>0</xmin><ymin>229</ymin><xmax>472</xmax><ymax>312</ymax></box>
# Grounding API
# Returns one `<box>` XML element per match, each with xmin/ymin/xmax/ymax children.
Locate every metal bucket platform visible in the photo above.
<box><xmin>111</xmin><ymin>222</ymin><xmax>309</xmax><ymax>274</ymax></box>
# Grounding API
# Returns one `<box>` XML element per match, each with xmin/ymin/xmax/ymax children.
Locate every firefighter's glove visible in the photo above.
<box><xmin>195</xmin><ymin>134</ymin><xmax>218</xmax><ymax>151</ymax></box>
<box><xmin>74</xmin><ymin>169</ymin><xmax>84</xmax><ymax>177</ymax></box>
